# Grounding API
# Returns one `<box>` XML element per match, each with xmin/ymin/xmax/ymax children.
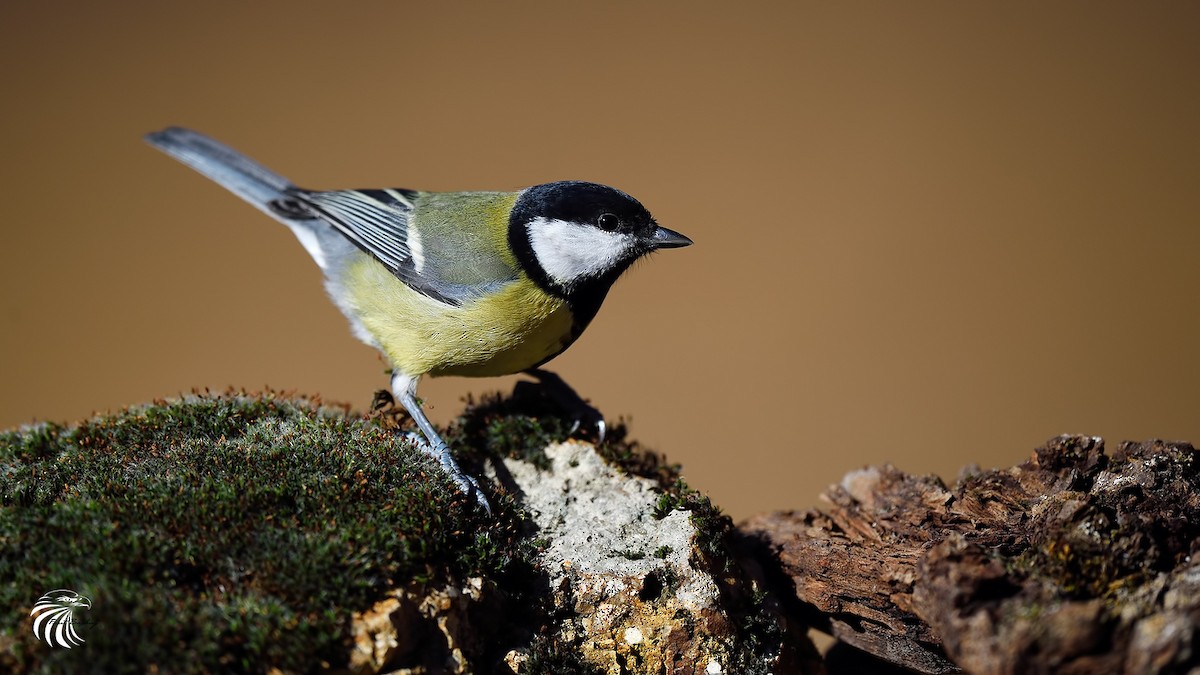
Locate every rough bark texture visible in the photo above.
<box><xmin>742</xmin><ymin>435</ymin><xmax>1200</xmax><ymax>675</ymax></box>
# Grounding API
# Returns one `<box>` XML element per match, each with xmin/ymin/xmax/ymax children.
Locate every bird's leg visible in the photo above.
<box><xmin>524</xmin><ymin>368</ymin><xmax>606</xmax><ymax>444</ymax></box>
<box><xmin>390</xmin><ymin>372</ymin><xmax>491</xmax><ymax>514</ymax></box>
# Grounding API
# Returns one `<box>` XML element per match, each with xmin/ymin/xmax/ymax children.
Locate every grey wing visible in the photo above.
<box><xmin>292</xmin><ymin>188</ymin><xmax>470</xmax><ymax>307</ymax></box>
<box><xmin>144</xmin><ymin>128</ymin><xmax>492</xmax><ymax>305</ymax></box>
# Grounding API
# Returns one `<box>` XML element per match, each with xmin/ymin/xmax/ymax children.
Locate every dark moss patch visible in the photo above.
<box><xmin>436</xmin><ymin>380</ymin><xmax>687</xmax><ymax>493</ymax></box>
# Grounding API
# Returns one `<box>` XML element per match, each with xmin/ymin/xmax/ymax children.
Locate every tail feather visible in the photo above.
<box><xmin>144</xmin><ymin>127</ymin><xmax>297</xmax><ymax>223</ymax></box>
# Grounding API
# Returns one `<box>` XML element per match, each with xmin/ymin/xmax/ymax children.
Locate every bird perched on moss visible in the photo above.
<box><xmin>146</xmin><ymin>127</ymin><xmax>692</xmax><ymax>512</ymax></box>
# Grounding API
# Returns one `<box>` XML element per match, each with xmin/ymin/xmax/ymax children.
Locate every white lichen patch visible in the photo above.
<box><xmin>503</xmin><ymin>441</ymin><xmax>697</xmax><ymax>584</ymax></box>
<box><xmin>500</xmin><ymin>441</ymin><xmax>737</xmax><ymax>674</ymax></box>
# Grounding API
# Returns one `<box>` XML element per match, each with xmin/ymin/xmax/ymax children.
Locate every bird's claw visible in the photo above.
<box><xmin>565</xmin><ymin>411</ymin><xmax>606</xmax><ymax>444</ymax></box>
<box><xmin>524</xmin><ymin>369</ymin><xmax>606</xmax><ymax>445</ymax></box>
<box><xmin>402</xmin><ymin>431</ymin><xmax>492</xmax><ymax>515</ymax></box>
<box><xmin>451</xmin><ymin>471</ymin><xmax>491</xmax><ymax>516</ymax></box>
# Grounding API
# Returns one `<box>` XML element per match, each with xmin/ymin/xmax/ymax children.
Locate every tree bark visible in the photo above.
<box><xmin>741</xmin><ymin>436</ymin><xmax>1200</xmax><ymax>674</ymax></box>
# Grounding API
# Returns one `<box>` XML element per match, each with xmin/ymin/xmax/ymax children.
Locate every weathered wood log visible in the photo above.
<box><xmin>741</xmin><ymin>436</ymin><xmax>1200</xmax><ymax>674</ymax></box>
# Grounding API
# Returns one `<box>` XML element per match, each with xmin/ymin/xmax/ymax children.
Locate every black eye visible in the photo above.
<box><xmin>597</xmin><ymin>213</ymin><xmax>620</xmax><ymax>231</ymax></box>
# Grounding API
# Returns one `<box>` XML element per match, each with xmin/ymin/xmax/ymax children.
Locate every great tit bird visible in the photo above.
<box><xmin>144</xmin><ymin>127</ymin><xmax>692</xmax><ymax>513</ymax></box>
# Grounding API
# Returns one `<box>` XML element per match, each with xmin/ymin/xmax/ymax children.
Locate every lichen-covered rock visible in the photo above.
<box><xmin>502</xmin><ymin>441</ymin><xmax>757</xmax><ymax>675</ymax></box>
<box><xmin>339</xmin><ymin>436</ymin><xmax>807</xmax><ymax>675</ymax></box>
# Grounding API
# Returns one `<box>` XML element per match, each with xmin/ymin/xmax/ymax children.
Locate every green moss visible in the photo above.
<box><xmin>0</xmin><ymin>392</ymin><xmax>520</xmax><ymax>674</ymax></box>
<box><xmin>441</xmin><ymin>389</ymin><xmax>579</xmax><ymax>470</ymax></box>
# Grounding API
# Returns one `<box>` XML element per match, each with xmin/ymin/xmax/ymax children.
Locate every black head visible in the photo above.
<box><xmin>508</xmin><ymin>181</ymin><xmax>691</xmax><ymax>302</ymax></box>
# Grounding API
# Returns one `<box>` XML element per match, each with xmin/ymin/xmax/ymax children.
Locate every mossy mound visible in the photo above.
<box><xmin>1</xmin><ymin>389</ymin><xmax>781</xmax><ymax>674</ymax></box>
<box><xmin>0</xmin><ymin>392</ymin><xmax>526</xmax><ymax>673</ymax></box>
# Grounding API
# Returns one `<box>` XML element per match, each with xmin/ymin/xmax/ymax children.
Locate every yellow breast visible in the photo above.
<box><xmin>344</xmin><ymin>255</ymin><xmax>575</xmax><ymax>378</ymax></box>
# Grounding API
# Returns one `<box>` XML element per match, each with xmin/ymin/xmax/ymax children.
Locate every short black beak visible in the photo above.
<box><xmin>650</xmin><ymin>226</ymin><xmax>693</xmax><ymax>249</ymax></box>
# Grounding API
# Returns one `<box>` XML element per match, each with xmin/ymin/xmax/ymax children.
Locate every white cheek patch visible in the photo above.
<box><xmin>527</xmin><ymin>217</ymin><xmax>635</xmax><ymax>288</ymax></box>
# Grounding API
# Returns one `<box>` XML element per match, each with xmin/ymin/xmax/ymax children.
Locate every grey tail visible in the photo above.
<box><xmin>144</xmin><ymin>127</ymin><xmax>304</xmax><ymax>224</ymax></box>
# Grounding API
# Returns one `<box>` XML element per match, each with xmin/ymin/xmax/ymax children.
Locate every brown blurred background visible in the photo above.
<box><xmin>2</xmin><ymin>1</ymin><xmax>1197</xmax><ymax>521</ymax></box>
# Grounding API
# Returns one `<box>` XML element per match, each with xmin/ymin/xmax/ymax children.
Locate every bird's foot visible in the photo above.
<box><xmin>522</xmin><ymin>368</ymin><xmax>606</xmax><ymax>445</ymax></box>
<box><xmin>402</xmin><ymin>431</ymin><xmax>492</xmax><ymax>515</ymax></box>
